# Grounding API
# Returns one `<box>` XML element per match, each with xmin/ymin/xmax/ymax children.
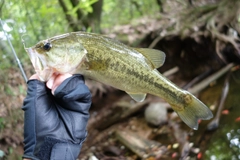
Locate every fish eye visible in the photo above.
<box><xmin>43</xmin><ymin>42</ymin><xmax>52</xmax><ymax>51</ymax></box>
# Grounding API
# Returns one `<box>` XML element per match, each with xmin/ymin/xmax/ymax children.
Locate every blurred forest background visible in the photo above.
<box><xmin>1</xmin><ymin>0</ymin><xmax>240</xmax><ymax>159</ymax></box>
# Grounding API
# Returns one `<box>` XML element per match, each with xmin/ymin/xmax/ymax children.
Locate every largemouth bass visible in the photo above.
<box><xmin>25</xmin><ymin>32</ymin><xmax>213</xmax><ymax>129</ymax></box>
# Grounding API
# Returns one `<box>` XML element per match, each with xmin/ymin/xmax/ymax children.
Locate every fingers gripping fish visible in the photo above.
<box><xmin>25</xmin><ymin>32</ymin><xmax>213</xmax><ymax>130</ymax></box>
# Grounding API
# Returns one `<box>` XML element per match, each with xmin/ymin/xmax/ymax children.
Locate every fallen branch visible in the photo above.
<box><xmin>207</xmin><ymin>72</ymin><xmax>231</xmax><ymax>131</ymax></box>
<box><xmin>163</xmin><ymin>66</ymin><xmax>179</xmax><ymax>77</ymax></box>
<box><xmin>182</xmin><ymin>69</ymin><xmax>212</xmax><ymax>90</ymax></box>
<box><xmin>115</xmin><ymin>130</ymin><xmax>167</xmax><ymax>159</ymax></box>
<box><xmin>188</xmin><ymin>63</ymin><xmax>234</xmax><ymax>94</ymax></box>
<box><xmin>91</xmin><ymin>100</ymin><xmax>149</xmax><ymax>130</ymax></box>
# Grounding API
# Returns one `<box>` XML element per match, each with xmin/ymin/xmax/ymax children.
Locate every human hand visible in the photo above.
<box><xmin>22</xmin><ymin>74</ymin><xmax>92</xmax><ymax>160</ymax></box>
<box><xmin>29</xmin><ymin>73</ymin><xmax>72</xmax><ymax>94</ymax></box>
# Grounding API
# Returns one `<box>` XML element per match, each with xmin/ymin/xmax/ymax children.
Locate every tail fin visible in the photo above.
<box><xmin>174</xmin><ymin>94</ymin><xmax>213</xmax><ymax>130</ymax></box>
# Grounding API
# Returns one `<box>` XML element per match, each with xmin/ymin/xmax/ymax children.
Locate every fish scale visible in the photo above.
<box><xmin>79</xmin><ymin>36</ymin><xmax>181</xmax><ymax>102</ymax></box>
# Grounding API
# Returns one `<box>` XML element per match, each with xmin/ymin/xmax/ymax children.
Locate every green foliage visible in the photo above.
<box><xmin>205</xmin><ymin>127</ymin><xmax>240</xmax><ymax>160</ymax></box>
<box><xmin>0</xmin><ymin>41</ymin><xmax>12</xmax><ymax>70</ymax></box>
<box><xmin>0</xmin><ymin>117</ymin><xmax>5</xmax><ymax>130</ymax></box>
<box><xmin>0</xmin><ymin>0</ymin><xmax>159</xmax><ymax>72</ymax></box>
<box><xmin>8</xmin><ymin>147</ymin><xmax>13</xmax><ymax>155</ymax></box>
<box><xmin>68</xmin><ymin>0</ymin><xmax>99</xmax><ymax>16</ymax></box>
<box><xmin>18</xmin><ymin>84</ymin><xmax>26</xmax><ymax>95</ymax></box>
<box><xmin>5</xmin><ymin>85</ymin><xmax>14</xmax><ymax>96</ymax></box>
<box><xmin>1</xmin><ymin>0</ymin><xmax>69</xmax><ymax>71</ymax></box>
<box><xmin>102</xmin><ymin>0</ymin><xmax>159</xmax><ymax>28</ymax></box>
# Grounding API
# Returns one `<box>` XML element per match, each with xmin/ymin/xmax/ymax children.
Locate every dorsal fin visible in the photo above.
<box><xmin>135</xmin><ymin>48</ymin><xmax>166</xmax><ymax>69</ymax></box>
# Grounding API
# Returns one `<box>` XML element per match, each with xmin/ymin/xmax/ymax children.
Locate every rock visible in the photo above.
<box><xmin>144</xmin><ymin>102</ymin><xmax>168</xmax><ymax>126</ymax></box>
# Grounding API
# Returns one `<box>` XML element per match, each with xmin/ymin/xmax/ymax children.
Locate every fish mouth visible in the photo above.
<box><xmin>26</xmin><ymin>48</ymin><xmax>53</xmax><ymax>81</ymax></box>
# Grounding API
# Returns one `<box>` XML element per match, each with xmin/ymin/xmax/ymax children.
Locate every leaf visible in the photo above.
<box><xmin>67</xmin><ymin>0</ymin><xmax>98</xmax><ymax>15</ymax></box>
<box><xmin>37</xmin><ymin>5</ymin><xmax>58</xmax><ymax>17</ymax></box>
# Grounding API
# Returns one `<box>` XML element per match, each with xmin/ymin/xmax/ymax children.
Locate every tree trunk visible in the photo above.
<box><xmin>87</xmin><ymin>0</ymin><xmax>103</xmax><ymax>33</ymax></box>
<box><xmin>156</xmin><ymin>0</ymin><xmax>163</xmax><ymax>12</ymax></box>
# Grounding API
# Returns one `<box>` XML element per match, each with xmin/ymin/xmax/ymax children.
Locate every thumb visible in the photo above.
<box><xmin>46</xmin><ymin>73</ymin><xmax>72</xmax><ymax>95</ymax></box>
<box><xmin>46</xmin><ymin>74</ymin><xmax>57</xmax><ymax>90</ymax></box>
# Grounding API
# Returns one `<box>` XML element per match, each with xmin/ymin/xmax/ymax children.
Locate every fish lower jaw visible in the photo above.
<box><xmin>35</xmin><ymin>68</ymin><xmax>54</xmax><ymax>82</ymax></box>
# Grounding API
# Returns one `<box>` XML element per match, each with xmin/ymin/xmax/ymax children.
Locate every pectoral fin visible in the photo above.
<box><xmin>126</xmin><ymin>92</ymin><xmax>147</xmax><ymax>102</ymax></box>
<box><xmin>134</xmin><ymin>48</ymin><xmax>166</xmax><ymax>69</ymax></box>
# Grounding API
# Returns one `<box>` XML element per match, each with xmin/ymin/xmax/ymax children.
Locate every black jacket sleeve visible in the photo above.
<box><xmin>22</xmin><ymin>74</ymin><xmax>92</xmax><ymax>160</ymax></box>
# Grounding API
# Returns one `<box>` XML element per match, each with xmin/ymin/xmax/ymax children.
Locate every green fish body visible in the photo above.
<box><xmin>25</xmin><ymin>32</ymin><xmax>213</xmax><ymax>129</ymax></box>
